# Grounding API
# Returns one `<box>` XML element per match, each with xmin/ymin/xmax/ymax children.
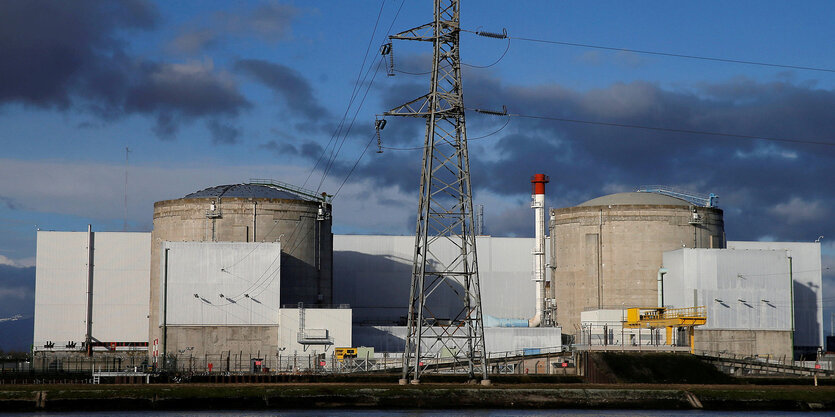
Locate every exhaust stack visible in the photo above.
<box><xmin>529</xmin><ymin>174</ymin><xmax>549</xmax><ymax>327</ymax></box>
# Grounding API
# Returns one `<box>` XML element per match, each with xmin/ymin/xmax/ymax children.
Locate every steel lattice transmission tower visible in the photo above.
<box><xmin>384</xmin><ymin>0</ymin><xmax>489</xmax><ymax>384</ymax></box>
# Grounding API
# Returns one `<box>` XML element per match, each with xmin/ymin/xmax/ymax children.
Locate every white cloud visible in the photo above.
<box><xmin>0</xmin><ymin>255</ymin><xmax>21</xmax><ymax>267</ymax></box>
<box><xmin>0</xmin><ymin>255</ymin><xmax>35</xmax><ymax>268</ymax></box>
<box><xmin>0</xmin><ymin>158</ymin><xmax>310</xmax><ymax>229</ymax></box>
<box><xmin>0</xmin><ymin>158</ymin><xmax>431</xmax><ymax>240</ymax></box>
<box><xmin>0</xmin><ymin>287</ymin><xmax>27</xmax><ymax>299</ymax></box>
<box><xmin>769</xmin><ymin>197</ymin><xmax>827</xmax><ymax>224</ymax></box>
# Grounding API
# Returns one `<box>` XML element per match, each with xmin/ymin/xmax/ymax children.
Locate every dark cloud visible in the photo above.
<box><xmin>235</xmin><ymin>59</ymin><xmax>328</xmax><ymax>121</ymax></box>
<box><xmin>334</xmin><ymin>73</ymin><xmax>835</xmax><ymax>243</ymax></box>
<box><xmin>260</xmin><ymin>140</ymin><xmax>299</xmax><ymax>156</ymax></box>
<box><xmin>168</xmin><ymin>3</ymin><xmax>299</xmax><ymax>54</ymax></box>
<box><xmin>0</xmin><ymin>0</ymin><xmax>157</xmax><ymax>107</ymax></box>
<box><xmin>0</xmin><ymin>0</ymin><xmax>250</xmax><ymax>140</ymax></box>
<box><xmin>207</xmin><ymin>120</ymin><xmax>241</xmax><ymax>144</ymax></box>
<box><xmin>0</xmin><ymin>196</ymin><xmax>22</xmax><ymax>210</ymax></box>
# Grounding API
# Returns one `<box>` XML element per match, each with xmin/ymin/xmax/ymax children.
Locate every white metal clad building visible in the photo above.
<box><xmin>161</xmin><ymin>241</ymin><xmax>282</xmax><ymax>326</ymax></box>
<box><xmin>333</xmin><ymin>235</ymin><xmax>548</xmax><ymax>324</ymax></box>
<box><xmin>352</xmin><ymin>325</ymin><xmax>561</xmax><ymax>354</ymax></box>
<box><xmin>278</xmin><ymin>307</ymin><xmax>352</xmax><ymax>355</ymax></box>
<box><xmin>34</xmin><ymin>231</ymin><xmax>150</xmax><ymax>350</ymax></box>
<box><xmin>726</xmin><ymin>241</ymin><xmax>823</xmax><ymax>349</ymax></box>
<box><xmin>662</xmin><ymin>248</ymin><xmax>792</xmax><ymax>331</ymax></box>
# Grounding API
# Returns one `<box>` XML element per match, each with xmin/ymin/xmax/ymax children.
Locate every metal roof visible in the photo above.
<box><xmin>577</xmin><ymin>192</ymin><xmax>691</xmax><ymax>207</ymax></box>
<box><xmin>183</xmin><ymin>184</ymin><xmax>302</xmax><ymax>200</ymax></box>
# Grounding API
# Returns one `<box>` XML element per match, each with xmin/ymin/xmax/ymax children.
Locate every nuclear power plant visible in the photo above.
<box><xmin>29</xmin><ymin>175</ymin><xmax>825</xmax><ymax>374</ymax></box>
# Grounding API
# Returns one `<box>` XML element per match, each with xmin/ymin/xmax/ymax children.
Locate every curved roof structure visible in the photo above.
<box><xmin>577</xmin><ymin>192</ymin><xmax>691</xmax><ymax>207</ymax></box>
<box><xmin>183</xmin><ymin>184</ymin><xmax>303</xmax><ymax>200</ymax></box>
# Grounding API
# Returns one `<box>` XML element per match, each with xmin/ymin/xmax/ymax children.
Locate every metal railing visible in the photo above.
<box><xmin>249</xmin><ymin>178</ymin><xmax>331</xmax><ymax>203</ymax></box>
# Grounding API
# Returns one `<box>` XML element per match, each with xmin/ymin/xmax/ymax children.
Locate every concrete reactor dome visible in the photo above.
<box><xmin>577</xmin><ymin>192</ymin><xmax>691</xmax><ymax>207</ymax></box>
<box><xmin>182</xmin><ymin>184</ymin><xmax>303</xmax><ymax>200</ymax></box>
<box><xmin>549</xmin><ymin>190</ymin><xmax>724</xmax><ymax>335</ymax></box>
<box><xmin>148</xmin><ymin>180</ymin><xmax>333</xmax><ymax>355</ymax></box>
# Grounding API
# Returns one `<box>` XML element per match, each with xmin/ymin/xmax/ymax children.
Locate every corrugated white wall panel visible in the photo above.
<box><xmin>727</xmin><ymin>241</ymin><xmax>823</xmax><ymax>348</ymax></box>
<box><xmin>162</xmin><ymin>242</ymin><xmax>281</xmax><ymax>326</ymax></box>
<box><xmin>34</xmin><ymin>231</ymin><xmax>150</xmax><ymax>349</ymax></box>
<box><xmin>333</xmin><ymin>235</ymin><xmax>541</xmax><ymax>324</ymax></box>
<box><xmin>91</xmin><ymin>233</ymin><xmax>151</xmax><ymax>343</ymax></box>
<box><xmin>34</xmin><ymin>232</ymin><xmax>89</xmax><ymax>348</ymax></box>
<box><xmin>278</xmin><ymin>308</ymin><xmax>352</xmax><ymax>354</ymax></box>
<box><xmin>663</xmin><ymin>248</ymin><xmax>792</xmax><ymax>331</ymax></box>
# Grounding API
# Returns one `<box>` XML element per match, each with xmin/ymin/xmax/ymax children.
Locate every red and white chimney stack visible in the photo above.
<box><xmin>529</xmin><ymin>174</ymin><xmax>549</xmax><ymax>327</ymax></box>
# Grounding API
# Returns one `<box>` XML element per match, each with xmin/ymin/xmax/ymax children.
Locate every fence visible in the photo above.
<box><xmin>16</xmin><ymin>346</ymin><xmax>575</xmax><ymax>378</ymax></box>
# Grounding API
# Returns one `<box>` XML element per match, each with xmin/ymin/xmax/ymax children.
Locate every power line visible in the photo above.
<box><xmin>504</xmin><ymin>112</ymin><xmax>835</xmax><ymax>148</ymax></box>
<box><xmin>316</xmin><ymin>1</ymin><xmax>406</xmax><ymax>193</ymax></box>
<box><xmin>325</xmin><ymin>0</ymin><xmax>407</xmax><ymax>196</ymax></box>
<box><xmin>333</xmin><ymin>132</ymin><xmax>377</xmax><ymax>198</ymax></box>
<box><xmin>462</xmin><ymin>38</ymin><xmax>510</xmax><ymax>69</ymax></box>
<box><xmin>303</xmin><ymin>0</ymin><xmax>388</xmax><ymax>189</ymax></box>
<box><xmin>318</xmin><ymin>57</ymin><xmax>386</xmax><ymax>192</ymax></box>
<box><xmin>461</xmin><ymin>29</ymin><xmax>835</xmax><ymax>74</ymax></box>
<box><xmin>382</xmin><ymin>117</ymin><xmax>511</xmax><ymax>151</ymax></box>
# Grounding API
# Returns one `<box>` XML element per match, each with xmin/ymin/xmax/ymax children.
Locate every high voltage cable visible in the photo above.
<box><xmin>333</xmin><ymin>132</ymin><xmax>377</xmax><ymax>198</ymax></box>
<box><xmin>462</xmin><ymin>38</ymin><xmax>510</xmax><ymax>69</ymax></box>
<box><xmin>383</xmin><ymin>118</ymin><xmax>511</xmax><ymax>151</ymax></box>
<box><xmin>318</xmin><ymin>57</ymin><xmax>386</xmax><ymax>192</ymax></box>
<box><xmin>303</xmin><ymin>0</ymin><xmax>388</xmax><ymax>189</ymax></box>
<box><xmin>316</xmin><ymin>0</ymin><xmax>406</xmax><ymax>193</ymax></box>
<box><xmin>506</xmin><ymin>112</ymin><xmax>835</xmax><ymax>147</ymax></box>
<box><xmin>461</xmin><ymin>29</ymin><xmax>835</xmax><ymax>74</ymax></box>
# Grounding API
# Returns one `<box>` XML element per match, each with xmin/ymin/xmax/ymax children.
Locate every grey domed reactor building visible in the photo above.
<box><xmin>550</xmin><ymin>191</ymin><xmax>725</xmax><ymax>334</ymax></box>
<box><xmin>148</xmin><ymin>181</ymin><xmax>334</xmax><ymax>358</ymax></box>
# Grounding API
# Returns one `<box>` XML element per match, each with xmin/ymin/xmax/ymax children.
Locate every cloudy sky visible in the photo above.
<box><xmin>1</xmin><ymin>1</ymin><xmax>834</xmax><ymax>346</ymax></box>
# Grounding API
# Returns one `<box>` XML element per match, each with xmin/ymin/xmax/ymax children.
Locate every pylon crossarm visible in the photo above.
<box><xmin>385</xmin><ymin>94</ymin><xmax>433</xmax><ymax>117</ymax></box>
<box><xmin>390</xmin><ymin>22</ymin><xmax>437</xmax><ymax>41</ymax></box>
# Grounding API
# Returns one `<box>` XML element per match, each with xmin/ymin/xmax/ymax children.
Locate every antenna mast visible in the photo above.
<box><xmin>385</xmin><ymin>0</ymin><xmax>489</xmax><ymax>384</ymax></box>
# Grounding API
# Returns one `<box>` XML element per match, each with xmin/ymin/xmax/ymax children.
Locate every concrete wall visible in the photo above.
<box><xmin>727</xmin><ymin>241</ymin><xmax>823</xmax><ymax>351</ymax></box>
<box><xmin>278</xmin><ymin>308</ymin><xmax>352</xmax><ymax>355</ymax></box>
<box><xmin>34</xmin><ymin>231</ymin><xmax>150</xmax><ymax>350</ymax></box>
<box><xmin>352</xmin><ymin>325</ymin><xmax>561</xmax><ymax>354</ymax></box>
<box><xmin>162</xmin><ymin>325</ymin><xmax>279</xmax><ymax>358</ymax></box>
<box><xmin>149</xmin><ymin>196</ymin><xmax>332</xmax><ymax>356</ymax></box>
<box><xmin>333</xmin><ymin>235</ymin><xmax>547</xmax><ymax>324</ymax></box>
<box><xmin>695</xmin><ymin>329</ymin><xmax>793</xmax><ymax>359</ymax></box>
<box><xmin>161</xmin><ymin>242</ymin><xmax>281</xmax><ymax>326</ymax></box>
<box><xmin>550</xmin><ymin>204</ymin><xmax>724</xmax><ymax>335</ymax></box>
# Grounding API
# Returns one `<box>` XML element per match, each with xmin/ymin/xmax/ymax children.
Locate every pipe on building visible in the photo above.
<box><xmin>484</xmin><ymin>315</ymin><xmax>529</xmax><ymax>328</ymax></box>
<box><xmin>85</xmin><ymin>224</ymin><xmax>94</xmax><ymax>356</ymax></box>
<box><xmin>657</xmin><ymin>268</ymin><xmax>668</xmax><ymax>308</ymax></box>
<box><xmin>529</xmin><ymin>174</ymin><xmax>549</xmax><ymax>327</ymax></box>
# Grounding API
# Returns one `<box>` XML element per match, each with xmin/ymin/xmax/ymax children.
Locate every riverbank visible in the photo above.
<box><xmin>1</xmin><ymin>383</ymin><xmax>834</xmax><ymax>412</ymax></box>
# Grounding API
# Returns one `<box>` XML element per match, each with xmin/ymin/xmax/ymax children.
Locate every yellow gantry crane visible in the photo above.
<box><xmin>623</xmin><ymin>306</ymin><xmax>706</xmax><ymax>353</ymax></box>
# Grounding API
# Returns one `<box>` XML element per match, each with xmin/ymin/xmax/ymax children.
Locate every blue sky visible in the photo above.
<box><xmin>1</xmin><ymin>1</ymin><xmax>834</xmax><ymax>344</ymax></box>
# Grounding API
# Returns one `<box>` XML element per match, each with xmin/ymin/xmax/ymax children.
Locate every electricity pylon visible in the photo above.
<box><xmin>384</xmin><ymin>0</ymin><xmax>489</xmax><ymax>384</ymax></box>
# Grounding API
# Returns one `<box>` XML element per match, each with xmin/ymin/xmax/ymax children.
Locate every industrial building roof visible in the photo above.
<box><xmin>577</xmin><ymin>192</ymin><xmax>691</xmax><ymax>207</ymax></box>
<box><xmin>183</xmin><ymin>184</ymin><xmax>302</xmax><ymax>200</ymax></box>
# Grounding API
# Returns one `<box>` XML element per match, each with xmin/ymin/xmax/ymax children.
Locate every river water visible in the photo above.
<box><xmin>6</xmin><ymin>410</ymin><xmax>817</xmax><ymax>416</ymax></box>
